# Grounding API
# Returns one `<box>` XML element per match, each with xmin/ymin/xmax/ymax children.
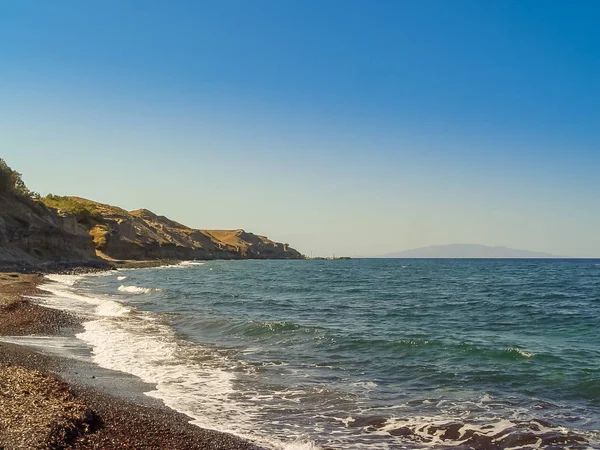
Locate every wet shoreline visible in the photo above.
<box><xmin>0</xmin><ymin>271</ymin><xmax>264</xmax><ymax>449</ymax></box>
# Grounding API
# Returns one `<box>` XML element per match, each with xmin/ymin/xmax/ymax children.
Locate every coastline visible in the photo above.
<box><xmin>0</xmin><ymin>271</ymin><xmax>265</xmax><ymax>450</ymax></box>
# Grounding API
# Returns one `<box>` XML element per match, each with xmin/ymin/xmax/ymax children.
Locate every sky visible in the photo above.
<box><xmin>1</xmin><ymin>1</ymin><xmax>599</xmax><ymax>257</ymax></box>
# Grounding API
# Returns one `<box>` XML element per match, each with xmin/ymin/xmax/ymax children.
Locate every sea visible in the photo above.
<box><xmin>27</xmin><ymin>259</ymin><xmax>600</xmax><ymax>449</ymax></box>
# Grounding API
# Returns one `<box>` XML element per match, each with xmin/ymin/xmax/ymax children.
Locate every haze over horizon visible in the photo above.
<box><xmin>2</xmin><ymin>1</ymin><xmax>599</xmax><ymax>257</ymax></box>
<box><xmin>378</xmin><ymin>243</ymin><xmax>561</xmax><ymax>259</ymax></box>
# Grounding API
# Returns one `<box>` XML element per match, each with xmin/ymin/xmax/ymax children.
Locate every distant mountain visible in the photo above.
<box><xmin>381</xmin><ymin>244</ymin><xmax>559</xmax><ymax>259</ymax></box>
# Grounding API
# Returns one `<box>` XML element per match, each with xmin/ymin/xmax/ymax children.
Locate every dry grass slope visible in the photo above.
<box><xmin>40</xmin><ymin>196</ymin><xmax>303</xmax><ymax>261</ymax></box>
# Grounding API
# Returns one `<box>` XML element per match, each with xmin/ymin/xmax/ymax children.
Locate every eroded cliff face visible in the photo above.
<box><xmin>0</xmin><ymin>190</ymin><xmax>302</xmax><ymax>267</ymax></box>
<box><xmin>62</xmin><ymin>198</ymin><xmax>303</xmax><ymax>261</ymax></box>
<box><xmin>0</xmin><ymin>158</ymin><xmax>301</xmax><ymax>267</ymax></box>
<box><xmin>0</xmin><ymin>194</ymin><xmax>98</xmax><ymax>267</ymax></box>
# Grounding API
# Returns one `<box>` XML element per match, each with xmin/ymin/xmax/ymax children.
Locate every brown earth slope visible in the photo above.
<box><xmin>46</xmin><ymin>197</ymin><xmax>303</xmax><ymax>261</ymax></box>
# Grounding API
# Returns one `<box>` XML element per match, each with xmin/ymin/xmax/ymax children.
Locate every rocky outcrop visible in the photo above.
<box><xmin>0</xmin><ymin>194</ymin><xmax>100</xmax><ymax>270</ymax></box>
<box><xmin>0</xmin><ymin>159</ymin><xmax>302</xmax><ymax>269</ymax></box>
<box><xmin>0</xmin><ymin>192</ymin><xmax>302</xmax><ymax>269</ymax></box>
<box><xmin>53</xmin><ymin>197</ymin><xmax>303</xmax><ymax>261</ymax></box>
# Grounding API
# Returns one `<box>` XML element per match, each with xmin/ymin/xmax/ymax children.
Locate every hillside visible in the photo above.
<box><xmin>0</xmin><ymin>159</ymin><xmax>303</xmax><ymax>267</ymax></box>
<box><xmin>0</xmin><ymin>194</ymin><xmax>101</xmax><ymax>268</ymax></box>
<box><xmin>0</xmin><ymin>162</ymin><xmax>100</xmax><ymax>270</ymax></box>
<box><xmin>381</xmin><ymin>244</ymin><xmax>558</xmax><ymax>258</ymax></box>
<box><xmin>40</xmin><ymin>196</ymin><xmax>303</xmax><ymax>261</ymax></box>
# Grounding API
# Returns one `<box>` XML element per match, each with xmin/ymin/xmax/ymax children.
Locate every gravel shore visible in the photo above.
<box><xmin>0</xmin><ymin>272</ymin><xmax>265</xmax><ymax>450</ymax></box>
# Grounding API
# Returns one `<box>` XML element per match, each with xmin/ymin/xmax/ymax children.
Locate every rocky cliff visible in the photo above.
<box><xmin>42</xmin><ymin>197</ymin><xmax>303</xmax><ymax>261</ymax></box>
<box><xmin>0</xmin><ymin>159</ymin><xmax>302</xmax><ymax>266</ymax></box>
<box><xmin>0</xmin><ymin>194</ymin><xmax>100</xmax><ymax>270</ymax></box>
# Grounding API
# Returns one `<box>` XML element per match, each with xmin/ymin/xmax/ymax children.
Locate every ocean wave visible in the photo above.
<box><xmin>35</xmin><ymin>261</ymin><xmax>600</xmax><ymax>450</ymax></box>
<box><xmin>504</xmin><ymin>347</ymin><xmax>535</xmax><ymax>358</ymax></box>
<box><xmin>152</xmin><ymin>260</ymin><xmax>206</xmax><ymax>270</ymax></box>
<box><xmin>37</xmin><ymin>273</ymin><xmax>315</xmax><ymax>450</ymax></box>
<box><xmin>241</xmin><ymin>320</ymin><xmax>323</xmax><ymax>337</ymax></box>
<box><xmin>95</xmin><ymin>301</ymin><xmax>131</xmax><ymax>317</ymax></box>
<box><xmin>45</xmin><ymin>273</ymin><xmax>85</xmax><ymax>286</ymax></box>
<box><xmin>118</xmin><ymin>285</ymin><xmax>157</xmax><ymax>294</ymax></box>
<box><xmin>179</xmin><ymin>261</ymin><xmax>205</xmax><ymax>266</ymax></box>
<box><xmin>77</xmin><ymin>309</ymin><xmax>320</xmax><ymax>449</ymax></box>
<box><xmin>36</xmin><ymin>279</ymin><xmax>130</xmax><ymax>318</ymax></box>
<box><xmin>338</xmin><ymin>337</ymin><xmax>432</xmax><ymax>353</ymax></box>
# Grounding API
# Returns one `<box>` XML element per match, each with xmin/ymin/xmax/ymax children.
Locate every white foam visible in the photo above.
<box><xmin>118</xmin><ymin>285</ymin><xmax>155</xmax><ymax>294</ymax></box>
<box><xmin>0</xmin><ymin>335</ymin><xmax>90</xmax><ymax>361</ymax></box>
<box><xmin>76</xmin><ymin>308</ymin><xmax>290</xmax><ymax>446</ymax></box>
<box><xmin>505</xmin><ymin>347</ymin><xmax>535</xmax><ymax>358</ymax></box>
<box><xmin>152</xmin><ymin>260</ymin><xmax>206</xmax><ymax>270</ymax></box>
<box><xmin>372</xmin><ymin>398</ymin><xmax>600</xmax><ymax>449</ymax></box>
<box><xmin>353</xmin><ymin>381</ymin><xmax>378</xmax><ymax>390</ymax></box>
<box><xmin>35</xmin><ymin>270</ymin><xmax>600</xmax><ymax>450</ymax></box>
<box><xmin>35</xmin><ymin>281</ymin><xmax>131</xmax><ymax>318</ymax></box>
<box><xmin>179</xmin><ymin>261</ymin><xmax>205</xmax><ymax>266</ymax></box>
<box><xmin>35</xmin><ymin>272</ymin><xmax>316</xmax><ymax>450</ymax></box>
<box><xmin>117</xmin><ymin>275</ymin><xmax>127</xmax><ymax>281</ymax></box>
<box><xmin>95</xmin><ymin>301</ymin><xmax>131</xmax><ymax>317</ymax></box>
<box><xmin>378</xmin><ymin>416</ymin><xmax>516</xmax><ymax>446</ymax></box>
<box><xmin>45</xmin><ymin>273</ymin><xmax>84</xmax><ymax>286</ymax></box>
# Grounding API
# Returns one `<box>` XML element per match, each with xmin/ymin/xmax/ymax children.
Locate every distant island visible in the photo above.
<box><xmin>380</xmin><ymin>244</ymin><xmax>560</xmax><ymax>259</ymax></box>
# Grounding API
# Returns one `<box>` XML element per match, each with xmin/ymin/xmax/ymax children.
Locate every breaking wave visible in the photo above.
<box><xmin>118</xmin><ymin>285</ymin><xmax>156</xmax><ymax>294</ymax></box>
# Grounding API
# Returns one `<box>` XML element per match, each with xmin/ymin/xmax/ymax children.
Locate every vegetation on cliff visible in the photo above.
<box><xmin>40</xmin><ymin>195</ymin><xmax>105</xmax><ymax>227</ymax></box>
<box><xmin>0</xmin><ymin>162</ymin><xmax>98</xmax><ymax>267</ymax></box>
<box><xmin>48</xmin><ymin>197</ymin><xmax>304</xmax><ymax>261</ymax></box>
<box><xmin>0</xmin><ymin>159</ymin><xmax>38</xmax><ymax>199</ymax></box>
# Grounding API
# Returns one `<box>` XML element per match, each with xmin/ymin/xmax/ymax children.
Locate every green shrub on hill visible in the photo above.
<box><xmin>0</xmin><ymin>158</ymin><xmax>38</xmax><ymax>198</ymax></box>
<box><xmin>41</xmin><ymin>195</ymin><xmax>105</xmax><ymax>227</ymax></box>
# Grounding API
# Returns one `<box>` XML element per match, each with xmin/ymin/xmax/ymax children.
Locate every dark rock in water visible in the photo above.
<box><xmin>532</xmin><ymin>418</ymin><xmax>554</xmax><ymax>428</ymax></box>
<box><xmin>438</xmin><ymin>422</ymin><xmax>465</xmax><ymax>440</ymax></box>
<box><xmin>461</xmin><ymin>433</ymin><xmax>494</xmax><ymax>449</ymax></box>
<box><xmin>539</xmin><ymin>431</ymin><xmax>587</xmax><ymax>446</ymax></box>
<box><xmin>526</xmin><ymin>421</ymin><xmax>542</xmax><ymax>432</ymax></box>
<box><xmin>385</xmin><ymin>417</ymin><xmax>591</xmax><ymax>450</ymax></box>
<box><xmin>349</xmin><ymin>416</ymin><xmax>387</xmax><ymax>429</ymax></box>
<box><xmin>497</xmin><ymin>431</ymin><xmax>540</xmax><ymax>447</ymax></box>
<box><xmin>388</xmin><ymin>426</ymin><xmax>413</xmax><ymax>437</ymax></box>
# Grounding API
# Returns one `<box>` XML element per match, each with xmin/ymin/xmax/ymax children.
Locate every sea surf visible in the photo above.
<box><xmin>27</xmin><ymin>259</ymin><xmax>600</xmax><ymax>449</ymax></box>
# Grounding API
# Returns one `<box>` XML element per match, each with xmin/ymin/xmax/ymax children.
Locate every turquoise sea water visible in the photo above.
<box><xmin>40</xmin><ymin>259</ymin><xmax>600</xmax><ymax>449</ymax></box>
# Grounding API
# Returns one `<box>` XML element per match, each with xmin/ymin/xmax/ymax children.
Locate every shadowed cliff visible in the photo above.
<box><xmin>0</xmin><ymin>160</ymin><xmax>100</xmax><ymax>270</ymax></box>
<box><xmin>0</xmin><ymin>194</ymin><xmax>100</xmax><ymax>266</ymax></box>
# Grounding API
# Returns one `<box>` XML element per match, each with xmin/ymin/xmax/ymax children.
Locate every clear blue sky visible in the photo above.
<box><xmin>1</xmin><ymin>1</ymin><xmax>599</xmax><ymax>256</ymax></box>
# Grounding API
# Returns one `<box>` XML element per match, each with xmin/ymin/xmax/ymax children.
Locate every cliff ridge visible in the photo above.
<box><xmin>41</xmin><ymin>196</ymin><xmax>303</xmax><ymax>261</ymax></box>
<box><xmin>0</xmin><ymin>159</ymin><xmax>303</xmax><ymax>267</ymax></box>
